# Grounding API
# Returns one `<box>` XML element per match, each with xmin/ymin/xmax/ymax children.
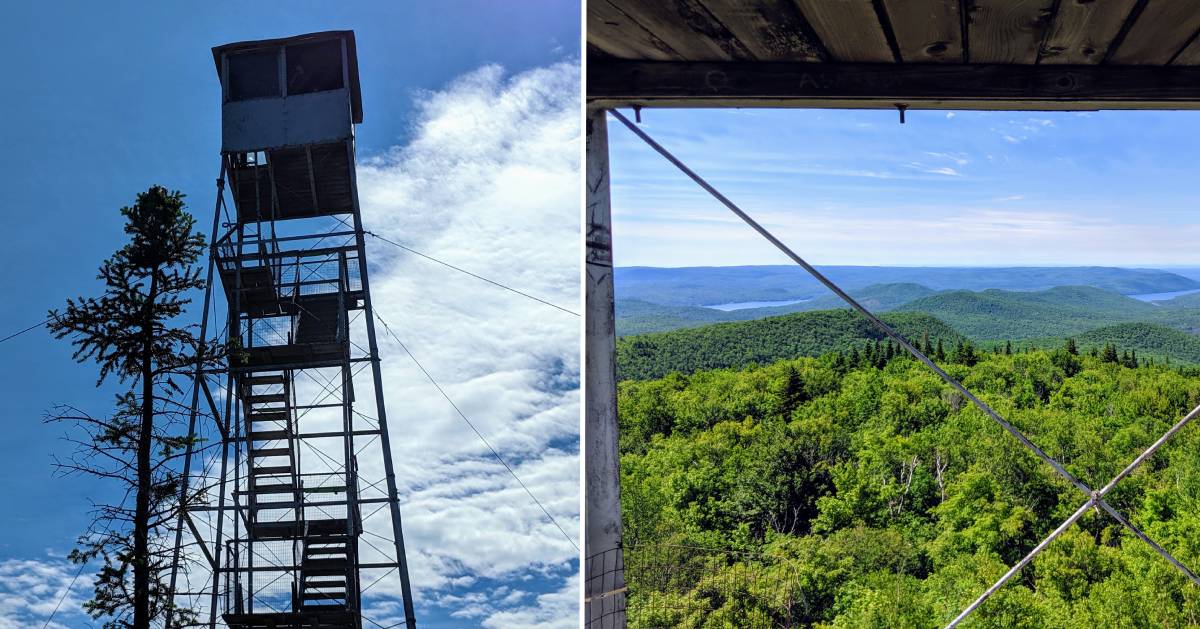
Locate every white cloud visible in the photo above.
<box><xmin>354</xmin><ymin>60</ymin><xmax>580</xmax><ymax>622</ymax></box>
<box><xmin>0</xmin><ymin>555</ymin><xmax>91</xmax><ymax>628</ymax></box>
<box><xmin>481</xmin><ymin>572</ymin><xmax>579</xmax><ymax>628</ymax></box>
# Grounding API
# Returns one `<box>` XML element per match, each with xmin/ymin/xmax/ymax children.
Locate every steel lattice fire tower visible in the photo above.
<box><xmin>169</xmin><ymin>31</ymin><xmax>417</xmax><ymax>629</ymax></box>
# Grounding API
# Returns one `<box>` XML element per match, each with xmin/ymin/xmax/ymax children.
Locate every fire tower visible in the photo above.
<box><xmin>169</xmin><ymin>31</ymin><xmax>417</xmax><ymax>629</ymax></box>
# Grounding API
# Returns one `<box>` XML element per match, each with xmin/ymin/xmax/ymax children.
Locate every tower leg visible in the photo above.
<box><xmin>585</xmin><ymin>108</ymin><xmax>626</xmax><ymax>629</ymax></box>
<box><xmin>346</xmin><ymin>139</ymin><xmax>419</xmax><ymax>629</ymax></box>
<box><xmin>168</xmin><ymin>169</ymin><xmax>226</xmax><ymax>625</ymax></box>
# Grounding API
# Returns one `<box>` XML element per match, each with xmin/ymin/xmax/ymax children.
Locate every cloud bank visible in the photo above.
<box><xmin>355</xmin><ymin>59</ymin><xmax>580</xmax><ymax>627</ymax></box>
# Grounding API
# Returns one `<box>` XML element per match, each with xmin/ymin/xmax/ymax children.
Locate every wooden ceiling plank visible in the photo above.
<box><xmin>969</xmin><ymin>0</ymin><xmax>1058</xmax><ymax>64</ymax></box>
<box><xmin>602</xmin><ymin>0</ymin><xmax>755</xmax><ymax>61</ymax></box>
<box><xmin>589</xmin><ymin>60</ymin><xmax>1200</xmax><ymax>108</ymax></box>
<box><xmin>881</xmin><ymin>0</ymin><xmax>963</xmax><ymax>63</ymax></box>
<box><xmin>588</xmin><ymin>0</ymin><xmax>683</xmax><ymax>61</ymax></box>
<box><xmin>1040</xmin><ymin>0</ymin><xmax>1138</xmax><ymax>64</ymax></box>
<box><xmin>1173</xmin><ymin>33</ymin><xmax>1200</xmax><ymax>65</ymax></box>
<box><xmin>1109</xmin><ymin>0</ymin><xmax>1200</xmax><ymax>65</ymax></box>
<box><xmin>793</xmin><ymin>0</ymin><xmax>894</xmax><ymax>62</ymax></box>
<box><xmin>697</xmin><ymin>0</ymin><xmax>826</xmax><ymax>61</ymax></box>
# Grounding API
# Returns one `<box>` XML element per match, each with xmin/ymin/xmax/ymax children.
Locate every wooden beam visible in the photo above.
<box><xmin>1039</xmin><ymin>0</ymin><xmax>1138</xmax><ymax>64</ymax></box>
<box><xmin>968</xmin><ymin>0</ymin><xmax>1057</xmax><ymax>64</ymax></box>
<box><xmin>588</xmin><ymin>0</ymin><xmax>681</xmax><ymax>61</ymax></box>
<box><xmin>882</xmin><ymin>0</ymin><xmax>963</xmax><ymax>63</ymax></box>
<box><xmin>1109</xmin><ymin>0</ymin><xmax>1200</xmax><ymax>65</ymax></box>
<box><xmin>587</xmin><ymin>60</ymin><xmax>1200</xmax><ymax>109</ymax></box>
<box><xmin>602</xmin><ymin>0</ymin><xmax>754</xmax><ymax>61</ymax></box>
<box><xmin>698</xmin><ymin>0</ymin><xmax>826</xmax><ymax>61</ymax></box>
<box><xmin>794</xmin><ymin>0</ymin><xmax>894</xmax><ymax>62</ymax></box>
<box><xmin>1174</xmin><ymin>32</ymin><xmax>1200</xmax><ymax>65</ymax></box>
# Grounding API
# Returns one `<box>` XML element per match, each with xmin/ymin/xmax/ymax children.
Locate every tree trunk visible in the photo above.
<box><xmin>134</xmin><ymin>273</ymin><xmax>158</xmax><ymax>628</ymax></box>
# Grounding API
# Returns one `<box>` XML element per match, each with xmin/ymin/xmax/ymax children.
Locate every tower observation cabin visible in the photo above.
<box><xmin>177</xmin><ymin>30</ymin><xmax>418</xmax><ymax>629</ymax></box>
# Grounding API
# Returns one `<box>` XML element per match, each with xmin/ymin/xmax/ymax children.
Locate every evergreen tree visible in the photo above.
<box><xmin>935</xmin><ymin>339</ymin><xmax>946</xmax><ymax>362</ymax></box>
<box><xmin>1004</xmin><ymin>340</ymin><xmax>1012</xmax><ymax>356</ymax></box>
<box><xmin>1065</xmin><ymin>337</ymin><xmax>1078</xmax><ymax>355</ymax></box>
<box><xmin>778</xmin><ymin>366</ymin><xmax>806</xmax><ymax>419</ymax></box>
<box><xmin>47</xmin><ymin>187</ymin><xmax>220</xmax><ymax>627</ymax></box>
<box><xmin>921</xmin><ymin>329</ymin><xmax>931</xmax><ymax>355</ymax></box>
<box><xmin>956</xmin><ymin>340</ymin><xmax>979</xmax><ymax>367</ymax></box>
<box><xmin>1103</xmin><ymin>343</ymin><xmax>1119</xmax><ymax>363</ymax></box>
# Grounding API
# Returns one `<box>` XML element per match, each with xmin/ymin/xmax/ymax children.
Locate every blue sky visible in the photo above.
<box><xmin>0</xmin><ymin>2</ymin><xmax>578</xmax><ymax>627</ymax></box>
<box><xmin>608</xmin><ymin>108</ymin><xmax>1200</xmax><ymax>269</ymax></box>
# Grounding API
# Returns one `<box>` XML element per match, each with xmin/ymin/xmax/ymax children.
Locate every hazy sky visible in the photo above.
<box><xmin>607</xmin><ymin>108</ymin><xmax>1200</xmax><ymax>268</ymax></box>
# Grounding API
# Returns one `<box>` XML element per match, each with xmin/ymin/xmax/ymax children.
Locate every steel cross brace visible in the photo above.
<box><xmin>607</xmin><ymin>108</ymin><xmax>1200</xmax><ymax>627</ymax></box>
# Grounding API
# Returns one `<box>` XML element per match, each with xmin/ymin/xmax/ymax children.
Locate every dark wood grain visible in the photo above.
<box><xmin>697</xmin><ymin>0</ymin><xmax>826</xmax><ymax>61</ymax></box>
<box><xmin>881</xmin><ymin>0</ymin><xmax>963</xmax><ymax>63</ymax></box>
<box><xmin>589</xmin><ymin>60</ymin><xmax>1200</xmax><ymax>107</ymax></box>
<box><xmin>1108</xmin><ymin>0</ymin><xmax>1200</xmax><ymax>65</ymax></box>
<box><xmin>1172</xmin><ymin>32</ymin><xmax>1200</xmax><ymax>65</ymax></box>
<box><xmin>969</xmin><ymin>0</ymin><xmax>1057</xmax><ymax>63</ymax></box>
<box><xmin>1040</xmin><ymin>0</ymin><xmax>1139</xmax><ymax>64</ymax></box>
<box><xmin>794</xmin><ymin>0</ymin><xmax>893</xmax><ymax>62</ymax></box>
<box><xmin>605</xmin><ymin>0</ymin><xmax>755</xmax><ymax>61</ymax></box>
<box><xmin>588</xmin><ymin>0</ymin><xmax>683</xmax><ymax>61</ymax></box>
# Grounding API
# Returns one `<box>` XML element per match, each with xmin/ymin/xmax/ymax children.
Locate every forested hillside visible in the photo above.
<box><xmin>616</xmin><ymin>310</ymin><xmax>963</xmax><ymax>380</ymax></box>
<box><xmin>619</xmin><ymin>347</ymin><xmax>1200</xmax><ymax>628</ymax></box>
<box><xmin>893</xmin><ymin>286</ymin><xmax>1159</xmax><ymax>339</ymax></box>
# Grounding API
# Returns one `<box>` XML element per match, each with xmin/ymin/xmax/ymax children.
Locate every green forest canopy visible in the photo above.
<box><xmin>619</xmin><ymin>344</ymin><xmax>1200</xmax><ymax>628</ymax></box>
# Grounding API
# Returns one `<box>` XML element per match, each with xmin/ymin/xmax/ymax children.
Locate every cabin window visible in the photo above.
<box><xmin>286</xmin><ymin>40</ymin><xmax>344</xmax><ymax>95</ymax></box>
<box><xmin>227</xmin><ymin>50</ymin><xmax>280</xmax><ymax>101</ymax></box>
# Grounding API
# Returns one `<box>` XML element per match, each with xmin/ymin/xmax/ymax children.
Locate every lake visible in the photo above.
<box><xmin>703</xmin><ymin>298</ymin><xmax>810</xmax><ymax>311</ymax></box>
<box><xmin>1129</xmin><ymin>288</ymin><xmax>1200</xmax><ymax>303</ymax></box>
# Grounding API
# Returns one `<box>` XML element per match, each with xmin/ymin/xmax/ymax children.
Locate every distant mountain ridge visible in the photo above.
<box><xmin>616</xmin><ymin>265</ymin><xmax>1200</xmax><ymax>306</ymax></box>
<box><xmin>617</xmin><ymin>282</ymin><xmax>937</xmax><ymax>336</ymax></box>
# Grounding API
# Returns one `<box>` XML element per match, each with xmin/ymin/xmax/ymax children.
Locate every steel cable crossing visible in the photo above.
<box><xmin>365</xmin><ymin>231</ymin><xmax>580</xmax><ymax>317</ymax></box>
<box><xmin>374</xmin><ymin>311</ymin><xmax>580</xmax><ymax>552</ymax></box>
<box><xmin>609</xmin><ymin>108</ymin><xmax>1200</xmax><ymax>627</ymax></box>
<box><xmin>0</xmin><ymin>317</ymin><xmax>52</xmax><ymax>346</ymax></box>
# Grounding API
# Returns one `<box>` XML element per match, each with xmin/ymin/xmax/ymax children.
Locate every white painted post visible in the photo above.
<box><xmin>584</xmin><ymin>108</ymin><xmax>626</xmax><ymax>628</ymax></box>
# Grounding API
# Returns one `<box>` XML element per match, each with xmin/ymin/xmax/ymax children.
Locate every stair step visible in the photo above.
<box><xmin>245</xmin><ymin>393</ymin><xmax>288</xmax><ymax>405</ymax></box>
<box><xmin>248</xmin><ymin>429</ymin><xmax>290</xmax><ymax>441</ymax></box>
<box><xmin>301</xmin><ymin>591</ymin><xmax>347</xmax><ymax>602</ymax></box>
<box><xmin>302</xmin><ymin>559</ymin><xmax>349</xmax><ymax>575</ymax></box>
<box><xmin>251</xmin><ymin>465</ymin><xmax>292</xmax><ymax>476</ymax></box>
<box><xmin>242</xmin><ymin>374</ymin><xmax>286</xmax><ymax>386</ymax></box>
<box><xmin>305</xmin><ymin>550</ymin><xmax>348</xmax><ymax>560</ymax></box>
<box><xmin>302</xmin><ymin>579</ymin><xmax>347</xmax><ymax>588</ymax></box>
<box><xmin>251</xmin><ymin>447</ymin><xmax>290</xmax><ymax>458</ymax></box>
<box><xmin>246</xmin><ymin>483</ymin><xmax>296</xmax><ymax>494</ymax></box>
<box><xmin>246</xmin><ymin>411</ymin><xmax>289</xmax><ymax>423</ymax></box>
